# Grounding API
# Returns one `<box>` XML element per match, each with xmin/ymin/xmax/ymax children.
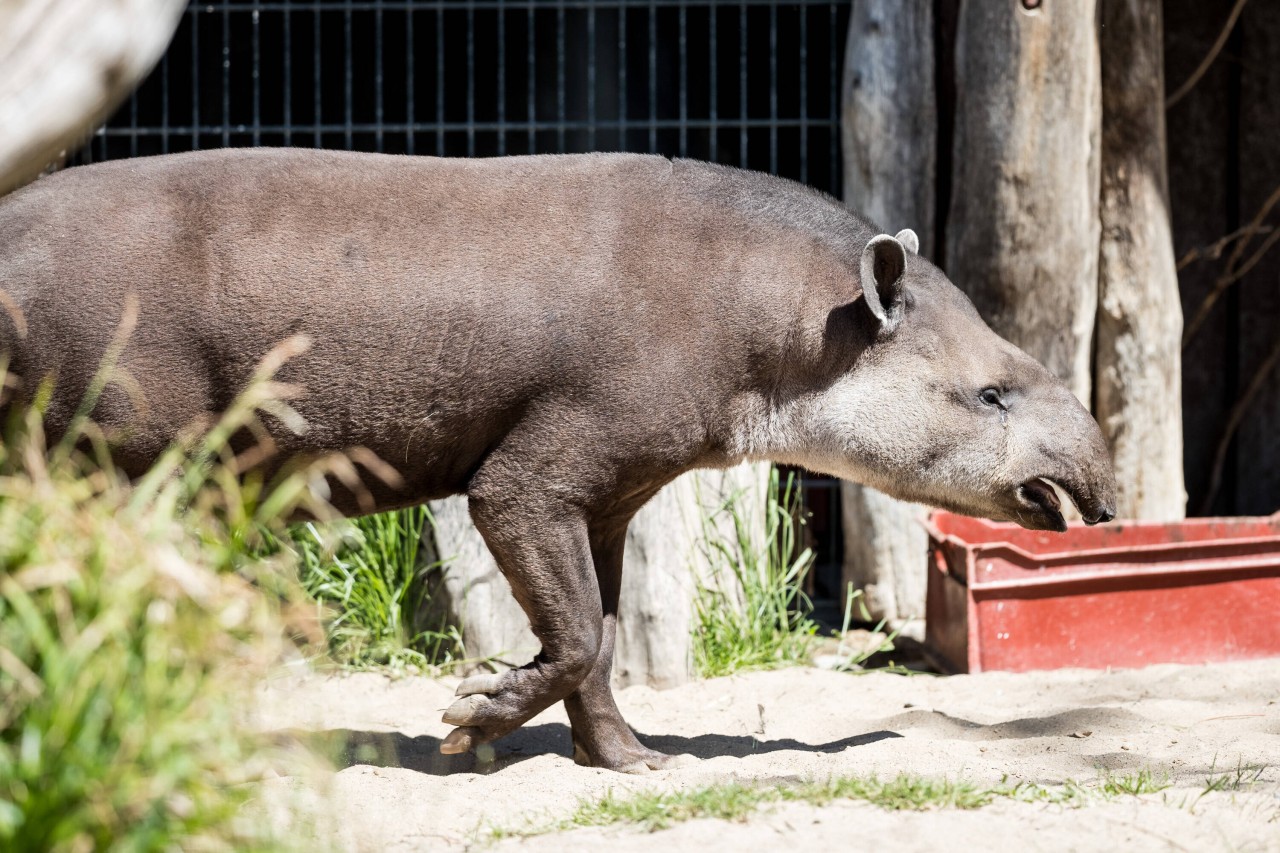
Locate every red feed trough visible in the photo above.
<box><xmin>924</xmin><ymin>510</ymin><xmax>1280</xmax><ymax>674</ymax></box>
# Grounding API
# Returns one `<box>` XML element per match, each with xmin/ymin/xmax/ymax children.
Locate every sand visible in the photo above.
<box><xmin>254</xmin><ymin>659</ymin><xmax>1280</xmax><ymax>851</ymax></box>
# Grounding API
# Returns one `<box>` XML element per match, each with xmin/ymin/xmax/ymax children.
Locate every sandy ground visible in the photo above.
<box><xmin>254</xmin><ymin>659</ymin><xmax>1280</xmax><ymax>851</ymax></box>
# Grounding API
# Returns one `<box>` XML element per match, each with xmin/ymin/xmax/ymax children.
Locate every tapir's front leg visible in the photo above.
<box><xmin>563</xmin><ymin>521</ymin><xmax>693</xmax><ymax>772</ymax></box>
<box><xmin>440</xmin><ymin>471</ymin><xmax>603</xmax><ymax>754</ymax></box>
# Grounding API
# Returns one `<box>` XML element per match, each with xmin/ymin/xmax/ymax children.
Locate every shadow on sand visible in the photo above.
<box><xmin>266</xmin><ymin>724</ymin><xmax>903</xmax><ymax>777</ymax></box>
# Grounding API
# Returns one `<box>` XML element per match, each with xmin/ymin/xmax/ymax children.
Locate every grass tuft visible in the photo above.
<box><xmin>289</xmin><ymin>507</ymin><xmax>464</xmax><ymax>673</ymax></box>
<box><xmin>692</xmin><ymin>467</ymin><xmax>818</xmax><ymax>677</ymax></box>
<box><xmin>0</xmin><ymin>339</ymin><xmax>323</xmax><ymax>851</ymax></box>
<box><xmin>496</xmin><ymin>773</ymin><xmax>1018</xmax><ymax>839</ymax></box>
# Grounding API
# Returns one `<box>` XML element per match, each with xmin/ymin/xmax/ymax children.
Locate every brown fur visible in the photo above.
<box><xmin>0</xmin><ymin>149</ymin><xmax>1115</xmax><ymax>771</ymax></box>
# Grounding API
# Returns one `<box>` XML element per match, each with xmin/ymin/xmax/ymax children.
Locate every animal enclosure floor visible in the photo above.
<box><xmin>254</xmin><ymin>660</ymin><xmax>1280</xmax><ymax>851</ymax></box>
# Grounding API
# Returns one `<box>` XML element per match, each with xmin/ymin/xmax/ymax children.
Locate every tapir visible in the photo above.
<box><xmin>0</xmin><ymin>149</ymin><xmax>1116</xmax><ymax>772</ymax></box>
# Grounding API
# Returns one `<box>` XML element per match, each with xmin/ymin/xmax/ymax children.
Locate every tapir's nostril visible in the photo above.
<box><xmin>1086</xmin><ymin>507</ymin><xmax>1116</xmax><ymax>525</ymax></box>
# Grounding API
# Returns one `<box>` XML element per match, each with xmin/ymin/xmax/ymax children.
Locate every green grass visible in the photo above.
<box><xmin>692</xmin><ymin>467</ymin><xmax>819</xmax><ymax>677</ymax></box>
<box><xmin>492</xmin><ymin>765</ymin><xmax>1190</xmax><ymax>840</ymax></box>
<box><xmin>289</xmin><ymin>507</ymin><xmax>464</xmax><ymax>673</ymax></box>
<box><xmin>493</xmin><ymin>774</ymin><xmax>1023</xmax><ymax>839</ymax></box>
<box><xmin>0</xmin><ymin>339</ymin><xmax>323</xmax><ymax>851</ymax></box>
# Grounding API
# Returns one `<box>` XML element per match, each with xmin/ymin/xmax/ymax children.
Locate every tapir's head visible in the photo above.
<box><xmin>782</xmin><ymin>230</ymin><xmax>1116</xmax><ymax>532</ymax></box>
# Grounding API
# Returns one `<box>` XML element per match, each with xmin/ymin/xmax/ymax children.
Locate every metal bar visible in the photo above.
<box><xmin>769</xmin><ymin>3</ymin><xmax>776</xmax><ymax>175</ymax></box>
<box><xmin>557</xmin><ymin>2</ymin><xmax>566</xmax><ymax>151</ymax></box>
<box><xmin>829</xmin><ymin>2</ymin><xmax>838</xmax><ymax>195</ymax></box>
<box><xmin>188</xmin><ymin>0</ymin><xmax>836</xmax><ymax>10</ymax></box>
<box><xmin>222</xmin><ymin>2</ymin><xmax>230</xmax><ymax>146</ymax></box>
<box><xmin>709</xmin><ymin>3</ymin><xmax>717</xmax><ymax>161</ymax></box>
<box><xmin>799</xmin><ymin>3</ymin><xmax>807</xmax><ymax>185</ymax></box>
<box><xmin>647</xmin><ymin>0</ymin><xmax>656</xmax><ymax>152</ymax></box>
<box><xmin>192</xmin><ymin>5</ymin><xmax>200</xmax><ymax>150</ymax></box>
<box><xmin>739</xmin><ymin>3</ymin><xmax>746</xmax><ymax>166</ymax></box>
<box><xmin>375</xmin><ymin>0</ymin><xmax>384</xmax><ymax>151</ymax></box>
<box><xmin>406</xmin><ymin>3</ymin><xmax>415</xmax><ymax>154</ymax></box>
<box><xmin>284</xmin><ymin>2</ymin><xmax>293</xmax><ymax>145</ymax></box>
<box><xmin>618</xmin><ymin>2</ymin><xmax>627</xmax><ymax>142</ymax></box>
<box><xmin>99</xmin><ymin>118</ymin><xmax>832</xmax><ymax>135</ymax></box>
<box><xmin>467</xmin><ymin>1</ymin><xmax>476</xmax><ymax>156</ymax></box>
<box><xmin>436</xmin><ymin>4</ymin><xmax>444</xmax><ymax>155</ymax></box>
<box><xmin>678</xmin><ymin>2</ymin><xmax>686</xmax><ymax>156</ymax></box>
<box><xmin>313</xmin><ymin>0</ymin><xmax>322</xmax><ymax>147</ymax></box>
<box><xmin>344</xmin><ymin>0</ymin><xmax>353</xmax><ymax>148</ymax></box>
<box><xmin>161</xmin><ymin>44</ymin><xmax>170</xmax><ymax>154</ymax></box>
<box><xmin>586</xmin><ymin>4</ymin><xmax>595</xmax><ymax>150</ymax></box>
<box><xmin>526</xmin><ymin>3</ymin><xmax>535</xmax><ymax>151</ymax></box>
<box><xmin>497</xmin><ymin>4</ymin><xmax>506</xmax><ymax>154</ymax></box>
<box><xmin>253</xmin><ymin>2</ymin><xmax>262</xmax><ymax>146</ymax></box>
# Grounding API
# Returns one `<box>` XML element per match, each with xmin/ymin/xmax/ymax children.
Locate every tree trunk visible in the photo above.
<box><xmin>1096</xmin><ymin>0</ymin><xmax>1186</xmax><ymax>520</ymax></box>
<box><xmin>838</xmin><ymin>0</ymin><xmax>936</xmax><ymax>633</ymax></box>
<box><xmin>946</xmin><ymin>0</ymin><xmax>1102</xmax><ymax>408</ymax></box>
<box><xmin>0</xmin><ymin>0</ymin><xmax>186</xmax><ymax>195</ymax></box>
<box><xmin>427</xmin><ymin>463</ymin><xmax>767</xmax><ymax>688</ymax></box>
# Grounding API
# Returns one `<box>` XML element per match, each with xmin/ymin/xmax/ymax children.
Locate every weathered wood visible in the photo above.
<box><xmin>838</xmin><ymin>0</ymin><xmax>935</xmax><ymax>631</ymax></box>
<box><xmin>945</xmin><ymin>0</ymin><xmax>1102</xmax><ymax>407</ymax></box>
<box><xmin>0</xmin><ymin>0</ymin><xmax>186</xmax><ymax>195</ymax></box>
<box><xmin>841</xmin><ymin>0</ymin><xmax>937</xmax><ymax>256</ymax></box>
<box><xmin>1095</xmin><ymin>0</ymin><xmax>1186</xmax><ymax>520</ymax></box>
<box><xmin>428</xmin><ymin>463</ymin><xmax>767</xmax><ymax>688</ymax></box>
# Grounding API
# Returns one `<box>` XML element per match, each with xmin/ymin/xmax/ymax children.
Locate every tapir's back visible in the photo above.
<box><xmin>0</xmin><ymin>148</ymin><xmax>858</xmax><ymax>504</ymax></box>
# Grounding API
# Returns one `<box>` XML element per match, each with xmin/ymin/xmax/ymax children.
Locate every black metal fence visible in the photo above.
<box><xmin>76</xmin><ymin>0</ymin><xmax>851</xmax><ymax>600</ymax></box>
<box><xmin>74</xmin><ymin>0</ymin><xmax>849</xmax><ymax>198</ymax></box>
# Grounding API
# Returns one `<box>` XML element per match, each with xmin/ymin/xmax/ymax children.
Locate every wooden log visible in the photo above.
<box><xmin>1095</xmin><ymin>0</ymin><xmax>1186</xmax><ymax>520</ymax></box>
<box><xmin>838</xmin><ymin>0</ymin><xmax>936</xmax><ymax>632</ymax></box>
<box><xmin>0</xmin><ymin>0</ymin><xmax>186</xmax><ymax>195</ymax></box>
<box><xmin>945</xmin><ymin>0</ymin><xmax>1102</xmax><ymax>407</ymax></box>
<box><xmin>428</xmin><ymin>463</ymin><xmax>767</xmax><ymax>688</ymax></box>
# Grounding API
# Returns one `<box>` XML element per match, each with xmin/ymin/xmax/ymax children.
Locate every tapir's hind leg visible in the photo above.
<box><xmin>562</xmin><ymin>522</ymin><xmax>695</xmax><ymax>773</ymax></box>
<box><xmin>439</xmin><ymin>476</ymin><xmax>603</xmax><ymax>755</ymax></box>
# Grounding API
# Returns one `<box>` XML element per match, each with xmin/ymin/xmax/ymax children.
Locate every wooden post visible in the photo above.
<box><xmin>945</xmin><ymin>0</ymin><xmax>1102</xmax><ymax>408</ymax></box>
<box><xmin>1096</xmin><ymin>0</ymin><xmax>1186</xmax><ymax>520</ymax></box>
<box><xmin>839</xmin><ymin>0</ymin><xmax>936</xmax><ymax>632</ymax></box>
<box><xmin>0</xmin><ymin>0</ymin><xmax>186</xmax><ymax>195</ymax></box>
<box><xmin>429</xmin><ymin>464</ymin><xmax>766</xmax><ymax>688</ymax></box>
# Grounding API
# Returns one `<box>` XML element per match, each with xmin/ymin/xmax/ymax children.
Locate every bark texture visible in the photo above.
<box><xmin>839</xmin><ymin>0</ymin><xmax>935</xmax><ymax>630</ymax></box>
<box><xmin>428</xmin><ymin>464</ymin><xmax>766</xmax><ymax>688</ymax></box>
<box><xmin>0</xmin><ymin>0</ymin><xmax>186</xmax><ymax>195</ymax></box>
<box><xmin>946</xmin><ymin>0</ymin><xmax>1102</xmax><ymax>406</ymax></box>
<box><xmin>1096</xmin><ymin>0</ymin><xmax>1186</xmax><ymax>520</ymax></box>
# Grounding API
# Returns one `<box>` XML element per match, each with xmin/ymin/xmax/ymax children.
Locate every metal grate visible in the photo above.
<box><xmin>75</xmin><ymin>0</ymin><xmax>849</xmax><ymax>600</ymax></box>
<box><xmin>74</xmin><ymin>0</ymin><xmax>849</xmax><ymax>198</ymax></box>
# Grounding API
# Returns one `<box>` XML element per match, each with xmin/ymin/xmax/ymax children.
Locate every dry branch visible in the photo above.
<box><xmin>1165</xmin><ymin>0</ymin><xmax>1249</xmax><ymax>109</ymax></box>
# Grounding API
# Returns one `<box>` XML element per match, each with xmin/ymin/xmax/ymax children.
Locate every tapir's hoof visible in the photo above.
<box><xmin>440</xmin><ymin>726</ymin><xmax>481</xmax><ymax>755</ymax></box>
<box><xmin>454</xmin><ymin>672</ymin><xmax>505</xmax><ymax>697</ymax></box>
<box><xmin>442</xmin><ymin>693</ymin><xmax>493</xmax><ymax>726</ymax></box>
<box><xmin>574</xmin><ymin>743</ymin><xmax>699</xmax><ymax>773</ymax></box>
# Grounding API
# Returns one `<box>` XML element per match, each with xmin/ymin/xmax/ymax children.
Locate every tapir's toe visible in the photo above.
<box><xmin>454</xmin><ymin>672</ymin><xmax>505</xmax><ymax>697</ymax></box>
<box><xmin>442</xmin><ymin>693</ymin><xmax>494</xmax><ymax>726</ymax></box>
<box><xmin>439</xmin><ymin>726</ymin><xmax>481</xmax><ymax>755</ymax></box>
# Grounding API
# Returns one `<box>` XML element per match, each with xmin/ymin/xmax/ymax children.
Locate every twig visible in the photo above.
<box><xmin>1177</xmin><ymin>225</ymin><xmax>1274</xmax><ymax>271</ymax></box>
<box><xmin>1200</xmin><ymin>335</ymin><xmax>1280</xmax><ymax>514</ymax></box>
<box><xmin>1183</xmin><ymin>183</ymin><xmax>1280</xmax><ymax>347</ymax></box>
<box><xmin>1166</xmin><ymin>0</ymin><xmax>1249</xmax><ymax>109</ymax></box>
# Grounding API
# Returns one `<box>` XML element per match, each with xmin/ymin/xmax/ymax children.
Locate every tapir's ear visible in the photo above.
<box><xmin>894</xmin><ymin>228</ymin><xmax>920</xmax><ymax>255</ymax></box>
<box><xmin>859</xmin><ymin>234</ymin><xmax>908</xmax><ymax>332</ymax></box>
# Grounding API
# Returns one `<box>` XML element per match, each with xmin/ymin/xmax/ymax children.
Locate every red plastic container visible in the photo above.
<box><xmin>924</xmin><ymin>510</ymin><xmax>1280</xmax><ymax>674</ymax></box>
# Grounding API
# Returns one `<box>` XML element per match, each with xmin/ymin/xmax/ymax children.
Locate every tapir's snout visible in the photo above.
<box><xmin>1012</xmin><ymin>388</ymin><xmax>1118</xmax><ymax>532</ymax></box>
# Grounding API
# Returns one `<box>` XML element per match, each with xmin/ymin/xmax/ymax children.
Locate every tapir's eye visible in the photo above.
<box><xmin>979</xmin><ymin>388</ymin><xmax>1005</xmax><ymax>409</ymax></box>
